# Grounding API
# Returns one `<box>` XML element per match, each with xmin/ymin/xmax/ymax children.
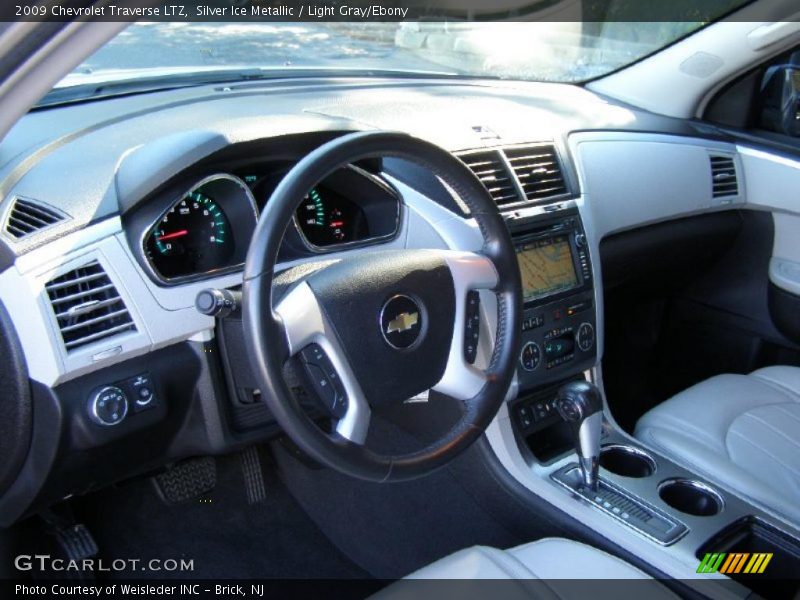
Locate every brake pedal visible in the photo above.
<box><xmin>154</xmin><ymin>456</ymin><xmax>216</xmax><ymax>504</ymax></box>
<box><xmin>240</xmin><ymin>446</ymin><xmax>266</xmax><ymax>505</ymax></box>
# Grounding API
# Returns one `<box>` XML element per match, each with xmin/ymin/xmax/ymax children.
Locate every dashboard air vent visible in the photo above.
<box><xmin>5</xmin><ymin>197</ymin><xmax>67</xmax><ymax>238</ymax></box>
<box><xmin>460</xmin><ymin>150</ymin><xmax>521</xmax><ymax>206</ymax></box>
<box><xmin>45</xmin><ymin>261</ymin><xmax>136</xmax><ymax>352</ymax></box>
<box><xmin>505</xmin><ymin>145</ymin><xmax>567</xmax><ymax>202</ymax></box>
<box><xmin>710</xmin><ymin>155</ymin><xmax>738</xmax><ymax>198</ymax></box>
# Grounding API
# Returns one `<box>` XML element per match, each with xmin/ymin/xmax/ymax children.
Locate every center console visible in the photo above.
<box><xmin>498</xmin><ymin>207</ymin><xmax>800</xmax><ymax>599</ymax></box>
<box><xmin>509</xmin><ymin>208</ymin><xmax>596</xmax><ymax>390</ymax></box>
<box><xmin>504</xmin><ymin>208</ymin><xmax>598</xmax><ymax>460</ymax></box>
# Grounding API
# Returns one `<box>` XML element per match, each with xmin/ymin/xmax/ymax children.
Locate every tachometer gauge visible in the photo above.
<box><xmin>295</xmin><ymin>185</ymin><xmax>367</xmax><ymax>247</ymax></box>
<box><xmin>145</xmin><ymin>189</ymin><xmax>234</xmax><ymax>279</ymax></box>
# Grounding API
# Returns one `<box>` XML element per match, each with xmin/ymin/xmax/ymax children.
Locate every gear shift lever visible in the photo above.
<box><xmin>556</xmin><ymin>380</ymin><xmax>603</xmax><ymax>491</ymax></box>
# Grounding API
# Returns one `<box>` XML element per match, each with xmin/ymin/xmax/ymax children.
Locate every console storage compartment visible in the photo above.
<box><xmin>698</xmin><ymin>517</ymin><xmax>800</xmax><ymax>599</ymax></box>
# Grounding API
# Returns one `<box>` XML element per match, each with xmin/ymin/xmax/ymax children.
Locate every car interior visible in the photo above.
<box><xmin>1</xmin><ymin>3</ymin><xmax>800</xmax><ymax>599</ymax></box>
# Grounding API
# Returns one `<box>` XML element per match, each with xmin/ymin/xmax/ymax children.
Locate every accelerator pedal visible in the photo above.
<box><xmin>154</xmin><ymin>456</ymin><xmax>216</xmax><ymax>504</ymax></box>
<box><xmin>240</xmin><ymin>446</ymin><xmax>267</xmax><ymax>505</ymax></box>
<box><xmin>42</xmin><ymin>510</ymin><xmax>98</xmax><ymax>561</ymax></box>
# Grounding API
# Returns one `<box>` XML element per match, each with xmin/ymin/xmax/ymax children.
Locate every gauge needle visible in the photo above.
<box><xmin>329</xmin><ymin>221</ymin><xmax>344</xmax><ymax>228</ymax></box>
<box><xmin>158</xmin><ymin>229</ymin><xmax>189</xmax><ymax>241</ymax></box>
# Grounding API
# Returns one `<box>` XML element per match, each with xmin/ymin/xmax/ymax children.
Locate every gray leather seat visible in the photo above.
<box><xmin>374</xmin><ymin>538</ymin><xmax>676</xmax><ymax>599</ymax></box>
<box><xmin>635</xmin><ymin>366</ymin><xmax>800</xmax><ymax>525</ymax></box>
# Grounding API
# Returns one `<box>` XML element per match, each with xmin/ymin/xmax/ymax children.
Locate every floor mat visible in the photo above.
<box><xmin>273</xmin><ymin>410</ymin><xmax>523</xmax><ymax>579</ymax></box>
<box><xmin>73</xmin><ymin>448</ymin><xmax>369</xmax><ymax>579</ymax></box>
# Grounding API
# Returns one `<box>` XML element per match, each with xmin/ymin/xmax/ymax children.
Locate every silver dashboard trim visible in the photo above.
<box><xmin>290</xmin><ymin>165</ymin><xmax>403</xmax><ymax>254</ymax></box>
<box><xmin>139</xmin><ymin>172</ymin><xmax>258</xmax><ymax>286</ymax></box>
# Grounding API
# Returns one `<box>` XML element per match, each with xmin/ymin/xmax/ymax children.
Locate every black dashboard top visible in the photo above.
<box><xmin>0</xmin><ymin>76</ymin><xmax>722</xmax><ymax>258</ymax></box>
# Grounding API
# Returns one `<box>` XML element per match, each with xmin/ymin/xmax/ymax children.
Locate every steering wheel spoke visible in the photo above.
<box><xmin>243</xmin><ymin>132</ymin><xmax>521</xmax><ymax>482</ymax></box>
<box><xmin>432</xmin><ymin>251</ymin><xmax>499</xmax><ymax>401</ymax></box>
<box><xmin>274</xmin><ymin>282</ymin><xmax>371</xmax><ymax>444</ymax></box>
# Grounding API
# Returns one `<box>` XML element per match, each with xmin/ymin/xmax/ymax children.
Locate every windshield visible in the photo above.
<box><xmin>58</xmin><ymin>17</ymin><xmax>743</xmax><ymax>90</ymax></box>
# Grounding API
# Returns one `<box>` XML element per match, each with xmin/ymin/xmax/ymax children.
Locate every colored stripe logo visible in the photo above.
<box><xmin>697</xmin><ymin>553</ymin><xmax>773</xmax><ymax>574</ymax></box>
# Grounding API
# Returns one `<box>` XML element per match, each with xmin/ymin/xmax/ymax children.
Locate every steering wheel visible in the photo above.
<box><xmin>242</xmin><ymin>131</ymin><xmax>521</xmax><ymax>482</ymax></box>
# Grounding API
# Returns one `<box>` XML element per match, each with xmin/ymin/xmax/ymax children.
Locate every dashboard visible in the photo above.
<box><xmin>0</xmin><ymin>74</ymin><xmax>786</xmax><ymax>527</ymax></box>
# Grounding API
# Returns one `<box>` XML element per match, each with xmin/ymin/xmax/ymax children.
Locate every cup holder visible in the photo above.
<box><xmin>658</xmin><ymin>479</ymin><xmax>724</xmax><ymax>517</ymax></box>
<box><xmin>599</xmin><ymin>444</ymin><xmax>656</xmax><ymax>478</ymax></box>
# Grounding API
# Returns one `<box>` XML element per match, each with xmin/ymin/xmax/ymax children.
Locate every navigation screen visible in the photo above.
<box><xmin>516</xmin><ymin>235</ymin><xmax>578</xmax><ymax>301</ymax></box>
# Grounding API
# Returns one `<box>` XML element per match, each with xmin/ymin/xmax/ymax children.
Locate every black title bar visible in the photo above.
<box><xmin>3</xmin><ymin>0</ymin><xmax>797</xmax><ymax>23</ymax></box>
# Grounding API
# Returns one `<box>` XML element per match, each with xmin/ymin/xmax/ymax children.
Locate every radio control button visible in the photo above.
<box><xmin>576</xmin><ymin>322</ymin><xmax>596</xmax><ymax>352</ymax></box>
<box><xmin>300</xmin><ymin>344</ymin><xmax>348</xmax><ymax>419</ymax></box>
<box><xmin>519</xmin><ymin>342</ymin><xmax>541</xmax><ymax>372</ymax></box>
<box><xmin>464</xmin><ymin>291</ymin><xmax>481</xmax><ymax>364</ymax></box>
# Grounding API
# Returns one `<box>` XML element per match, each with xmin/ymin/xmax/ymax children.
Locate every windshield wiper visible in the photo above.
<box><xmin>34</xmin><ymin>66</ymin><xmax>467</xmax><ymax>109</ymax></box>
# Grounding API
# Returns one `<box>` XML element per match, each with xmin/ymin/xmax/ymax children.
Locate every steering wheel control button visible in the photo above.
<box><xmin>519</xmin><ymin>341</ymin><xmax>541</xmax><ymax>372</ymax></box>
<box><xmin>88</xmin><ymin>386</ymin><xmax>129</xmax><ymax>426</ymax></box>
<box><xmin>576</xmin><ymin>322</ymin><xmax>596</xmax><ymax>352</ymax></box>
<box><xmin>464</xmin><ymin>291</ymin><xmax>481</xmax><ymax>364</ymax></box>
<box><xmin>300</xmin><ymin>344</ymin><xmax>348</xmax><ymax>419</ymax></box>
<box><xmin>380</xmin><ymin>294</ymin><xmax>424</xmax><ymax>350</ymax></box>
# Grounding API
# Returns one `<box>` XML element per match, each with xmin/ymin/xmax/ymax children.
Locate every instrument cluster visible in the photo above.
<box><xmin>136</xmin><ymin>163</ymin><xmax>402</xmax><ymax>285</ymax></box>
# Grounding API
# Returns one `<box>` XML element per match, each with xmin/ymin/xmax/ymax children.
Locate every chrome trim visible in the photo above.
<box><xmin>432</xmin><ymin>250</ymin><xmax>498</xmax><ymax>401</ymax></box>
<box><xmin>139</xmin><ymin>173</ymin><xmax>258</xmax><ymax>286</ymax></box>
<box><xmin>87</xmin><ymin>385</ymin><xmax>129</xmax><ymax>427</ymax></box>
<box><xmin>274</xmin><ymin>281</ymin><xmax>370</xmax><ymax>444</ymax></box>
<box><xmin>519</xmin><ymin>341</ymin><xmax>541</xmax><ymax>372</ymax></box>
<box><xmin>379</xmin><ymin>294</ymin><xmax>423</xmax><ymax>350</ymax></box>
<box><xmin>552</xmin><ymin>466</ymin><xmax>689</xmax><ymax>547</ymax></box>
<box><xmin>456</xmin><ymin>142</ymin><xmax>575</xmax><ymax>212</ymax></box>
<box><xmin>600</xmin><ymin>443</ymin><xmax>658</xmax><ymax>477</ymax></box>
<box><xmin>291</xmin><ymin>165</ymin><xmax>403</xmax><ymax>254</ymax></box>
<box><xmin>658</xmin><ymin>478</ymin><xmax>726</xmax><ymax>514</ymax></box>
<box><xmin>576</xmin><ymin>411</ymin><xmax>603</xmax><ymax>489</ymax></box>
<box><xmin>579</xmin><ymin>455</ymin><xmax>600</xmax><ymax>491</ymax></box>
<box><xmin>502</xmin><ymin>198</ymin><xmax>579</xmax><ymax>221</ymax></box>
<box><xmin>576</xmin><ymin>322</ymin><xmax>595</xmax><ymax>352</ymax></box>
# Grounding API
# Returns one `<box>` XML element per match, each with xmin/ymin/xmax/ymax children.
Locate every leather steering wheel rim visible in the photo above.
<box><xmin>242</xmin><ymin>131</ymin><xmax>521</xmax><ymax>482</ymax></box>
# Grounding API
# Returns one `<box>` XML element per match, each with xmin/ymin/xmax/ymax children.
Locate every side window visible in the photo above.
<box><xmin>757</xmin><ymin>49</ymin><xmax>800</xmax><ymax>137</ymax></box>
<box><xmin>705</xmin><ymin>46</ymin><xmax>800</xmax><ymax>145</ymax></box>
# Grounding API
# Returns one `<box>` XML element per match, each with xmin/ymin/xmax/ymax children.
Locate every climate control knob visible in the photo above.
<box><xmin>88</xmin><ymin>386</ymin><xmax>129</xmax><ymax>426</ymax></box>
<box><xmin>576</xmin><ymin>322</ymin><xmax>595</xmax><ymax>352</ymax></box>
<box><xmin>519</xmin><ymin>341</ymin><xmax>541</xmax><ymax>372</ymax></box>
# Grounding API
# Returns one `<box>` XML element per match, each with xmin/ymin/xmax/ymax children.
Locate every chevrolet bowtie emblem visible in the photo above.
<box><xmin>386</xmin><ymin>311</ymin><xmax>419</xmax><ymax>334</ymax></box>
<box><xmin>381</xmin><ymin>295</ymin><xmax>423</xmax><ymax>349</ymax></box>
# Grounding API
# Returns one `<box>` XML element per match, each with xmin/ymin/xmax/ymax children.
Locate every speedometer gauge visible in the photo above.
<box><xmin>145</xmin><ymin>188</ymin><xmax>234</xmax><ymax>279</ymax></box>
